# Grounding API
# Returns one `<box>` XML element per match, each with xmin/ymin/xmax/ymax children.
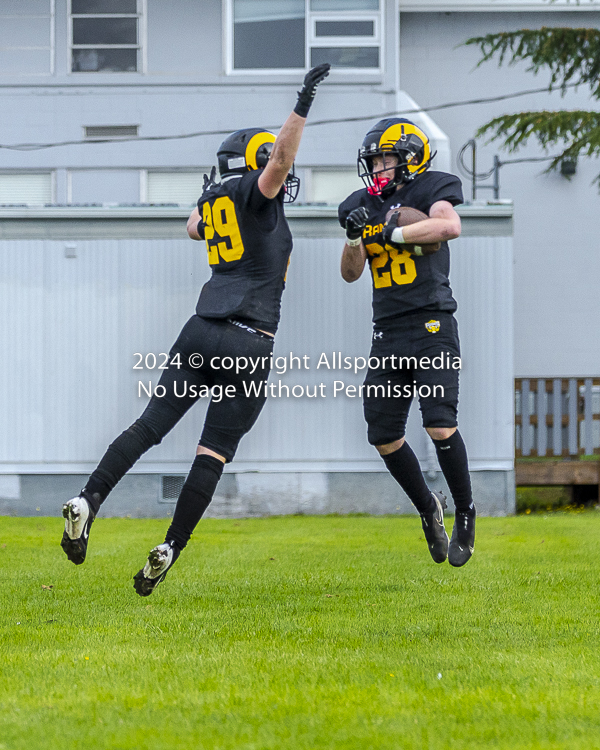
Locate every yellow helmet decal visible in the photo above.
<box><xmin>245</xmin><ymin>131</ymin><xmax>276</xmax><ymax>170</ymax></box>
<box><xmin>378</xmin><ymin>122</ymin><xmax>431</xmax><ymax>175</ymax></box>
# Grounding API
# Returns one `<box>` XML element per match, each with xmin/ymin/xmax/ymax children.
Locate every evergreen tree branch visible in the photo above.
<box><xmin>476</xmin><ymin>109</ymin><xmax>600</xmax><ymax>170</ymax></box>
<box><xmin>464</xmin><ymin>28</ymin><xmax>600</xmax><ymax>98</ymax></box>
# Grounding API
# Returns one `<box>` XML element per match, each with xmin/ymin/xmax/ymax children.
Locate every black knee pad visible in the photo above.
<box><xmin>103</xmin><ymin>418</ymin><xmax>162</xmax><ymax>472</ymax></box>
<box><xmin>129</xmin><ymin>418</ymin><xmax>163</xmax><ymax>450</ymax></box>
<box><xmin>420</xmin><ymin>401</ymin><xmax>458</xmax><ymax>429</ymax></box>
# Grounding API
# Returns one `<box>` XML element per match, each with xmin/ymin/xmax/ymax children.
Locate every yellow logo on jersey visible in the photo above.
<box><xmin>363</xmin><ymin>223</ymin><xmax>384</xmax><ymax>237</ymax></box>
<box><xmin>425</xmin><ymin>320</ymin><xmax>440</xmax><ymax>333</ymax></box>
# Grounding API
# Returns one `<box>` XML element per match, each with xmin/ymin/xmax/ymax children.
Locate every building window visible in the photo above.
<box><xmin>0</xmin><ymin>0</ymin><xmax>54</xmax><ymax>77</ymax></box>
<box><xmin>70</xmin><ymin>0</ymin><xmax>141</xmax><ymax>73</ymax></box>
<box><xmin>145</xmin><ymin>172</ymin><xmax>209</xmax><ymax>206</ymax></box>
<box><xmin>308</xmin><ymin>168</ymin><xmax>363</xmax><ymax>205</ymax></box>
<box><xmin>230</xmin><ymin>0</ymin><xmax>380</xmax><ymax>72</ymax></box>
<box><xmin>0</xmin><ymin>173</ymin><xmax>53</xmax><ymax>205</ymax></box>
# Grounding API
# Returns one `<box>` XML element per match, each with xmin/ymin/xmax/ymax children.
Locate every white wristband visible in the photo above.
<box><xmin>391</xmin><ymin>226</ymin><xmax>406</xmax><ymax>244</ymax></box>
<box><xmin>346</xmin><ymin>236</ymin><xmax>362</xmax><ymax>247</ymax></box>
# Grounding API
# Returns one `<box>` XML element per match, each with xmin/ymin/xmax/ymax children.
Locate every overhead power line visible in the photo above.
<box><xmin>0</xmin><ymin>81</ymin><xmax>582</xmax><ymax>152</ymax></box>
<box><xmin>308</xmin><ymin>81</ymin><xmax>582</xmax><ymax>127</ymax></box>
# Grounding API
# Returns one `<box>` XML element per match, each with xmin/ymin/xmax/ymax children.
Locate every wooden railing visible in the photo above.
<box><xmin>515</xmin><ymin>378</ymin><xmax>600</xmax><ymax>458</ymax></box>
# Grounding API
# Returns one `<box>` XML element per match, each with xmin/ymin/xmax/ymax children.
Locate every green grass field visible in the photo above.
<box><xmin>2</xmin><ymin>513</ymin><xmax>600</xmax><ymax>750</ymax></box>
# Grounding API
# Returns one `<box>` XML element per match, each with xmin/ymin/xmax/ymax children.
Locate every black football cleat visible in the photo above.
<box><xmin>448</xmin><ymin>507</ymin><xmax>476</xmax><ymax>567</ymax></box>
<box><xmin>60</xmin><ymin>492</ymin><xmax>98</xmax><ymax>565</ymax></box>
<box><xmin>420</xmin><ymin>491</ymin><xmax>449</xmax><ymax>563</ymax></box>
<box><xmin>133</xmin><ymin>541</ymin><xmax>180</xmax><ymax>597</ymax></box>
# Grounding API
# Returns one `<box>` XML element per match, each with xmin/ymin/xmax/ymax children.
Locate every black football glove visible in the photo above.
<box><xmin>345</xmin><ymin>206</ymin><xmax>369</xmax><ymax>241</ymax></box>
<box><xmin>382</xmin><ymin>211</ymin><xmax>400</xmax><ymax>246</ymax></box>
<box><xmin>203</xmin><ymin>166</ymin><xmax>217</xmax><ymax>191</ymax></box>
<box><xmin>196</xmin><ymin>167</ymin><xmax>218</xmax><ymax>238</ymax></box>
<box><xmin>294</xmin><ymin>63</ymin><xmax>331</xmax><ymax>118</ymax></box>
<box><xmin>197</xmin><ymin>167</ymin><xmax>217</xmax><ymax>207</ymax></box>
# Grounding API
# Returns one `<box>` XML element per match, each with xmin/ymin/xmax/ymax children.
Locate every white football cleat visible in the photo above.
<box><xmin>133</xmin><ymin>541</ymin><xmax>179</xmax><ymax>597</ymax></box>
<box><xmin>60</xmin><ymin>493</ymin><xmax>96</xmax><ymax>565</ymax></box>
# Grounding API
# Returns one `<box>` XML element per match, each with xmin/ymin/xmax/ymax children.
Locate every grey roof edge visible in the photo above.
<box><xmin>0</xmin><ymin>201</ymin><xmax>513</xmax><ymax>220</ymax></box>
<box><xmin>399</xmin><ymin>0</ymin><xmax>600</xmax><ymax>9</ymax></box>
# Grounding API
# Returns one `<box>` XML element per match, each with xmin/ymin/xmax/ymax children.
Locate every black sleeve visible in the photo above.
<box><xmin>425</xmin><ymin>173</ymin><xmax>463</xmax><ymax>209</ymax></box>
<box><xmin>243</xmin><ymin>170</ymin><xmax>279</xmax><ymax>213</ymax></box>
<box><xmin>338</xmin><ymin>200</ymin><xmax>350</xmax><ymax>229</ymax></box>
<box><xmin>235</xmin><ymin>170</ymin><xmax>279</xmax><ymax>234</ymax></box>
<box><xmin>338</xmin><ymin>190</ymin><xmax>364</xmax><ymax>228</ymax></box>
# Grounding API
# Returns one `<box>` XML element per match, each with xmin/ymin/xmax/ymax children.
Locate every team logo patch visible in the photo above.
<box><xmin>425</xmin><ymin>320</ymin><xmax>440</xmax><ymax>333</ymax></box>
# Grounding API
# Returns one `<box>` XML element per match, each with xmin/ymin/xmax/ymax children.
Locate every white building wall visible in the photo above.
<box><xmin>0</xmin><ymin>212</ymin><xmax>513</xmax><ymax>476</ymax></box>
<box><xmin>399</xmin><ymin>11</ymin><xmax>600</xmax><ymax>378</ymax></box>
<box><xmin>1</xmin><ymin>2</ymin><xmax>596</xmax><ymax>379</ymax></box>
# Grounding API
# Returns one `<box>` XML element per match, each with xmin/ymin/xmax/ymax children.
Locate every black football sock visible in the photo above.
<box><xmin>381</xmin><ymin>441</ymin><xmax>434</xmax><ymax>514</ymax></box>
<box><xmin>84</xmin><ymin>419</ymin><xmax>162</xmax><ymax>510</ymax></box>
<box><xmin>165</xmin><ymin>454</ymin><xmax>224</xmax><ymax>551</ymax></box>
<box><xmin>432</xmin><ymin>430</ymin><xmax>474</xmax><ymax>513</ymax></box>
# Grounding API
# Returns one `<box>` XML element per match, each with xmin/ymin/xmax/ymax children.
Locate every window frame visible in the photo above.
<box><xmin>143</xmin><ymin>169</ymin><xmax>213</xmax><ymax>206</ymax></box>
<box><xmin>224</xmin><ymin>0</ymin><xmax>383</xmax><ymax>76</ymax></box>
<box><xmin>309</xmin><ymin>12</ymin><xmax>381</xmax><ymax>70</ymax></box>
<box><xmin>0</xmin><ymin>0</ymin><xmax>56</xmax><ymax>77</ymax></box>
<box><xmin>0</xmin><ymin>171</ymin><xmax>55</xmax><ymax>206</ymax></box>
<box><xmin>307</xmin><ymin>166</ymin><xmax>364</xmax><ymax>205</ymax></box>
<box><xmin>68</xmin><ymin>0</ymin><xmax>147</xmax><ymax>75</ymax></box>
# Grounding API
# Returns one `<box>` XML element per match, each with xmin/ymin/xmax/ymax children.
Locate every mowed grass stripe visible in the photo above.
<box><xmin>1</xmin><ymin>514</ymin><xmax>600</xmax><ymax>750</ymax></box>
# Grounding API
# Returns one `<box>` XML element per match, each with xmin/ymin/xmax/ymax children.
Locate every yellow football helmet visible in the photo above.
<box><xmin>217</xmin><ymin>128</ymin><xmax>300</xmax><ymax>203</ymax></box>
<box><xmin>358</xmin><ymin>118</ymin><xmax>434</xmax><ymax>196</ymax></box>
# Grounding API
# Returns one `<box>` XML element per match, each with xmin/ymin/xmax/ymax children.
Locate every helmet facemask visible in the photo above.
<box><xmin>359</xmin><ymin>151</ymin><xmax>403</xmax><ymax>197</ymax></box>
<box><xmin>216</xmin><ymin>128</ymin><xmax>300</xmax><ymax>203</ymax></box>
<box><xmin>358</xmin><ymin>119</ymin><xmax>435</xmax><ymax>197</ymax></box>
<box><xmin>283</xmin><ymin>163</ymin><xmax>300</xmax><ymax>203</ymax></box>
<box><xmin>255</xmin><ymin>139</ymin><xmax>300</xmax><ymax>203</ymax></box>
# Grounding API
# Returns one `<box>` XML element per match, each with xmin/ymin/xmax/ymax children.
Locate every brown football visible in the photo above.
<box><xmin>384</xmin><ymin>206</ymin><xmax>441</xmax><ymax>256</ymax></box>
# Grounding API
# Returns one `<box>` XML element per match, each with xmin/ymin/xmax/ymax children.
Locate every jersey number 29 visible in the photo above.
<box><xmin>203</xmin><ymin>196</ymin><xmax>245</xmax><ymax>264</ymax></box>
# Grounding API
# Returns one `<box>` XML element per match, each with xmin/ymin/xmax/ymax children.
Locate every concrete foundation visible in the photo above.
<box><xmin>1</xmin><ymin>470</ymin><xmax>515</xmax><ymax>518</ymax></box>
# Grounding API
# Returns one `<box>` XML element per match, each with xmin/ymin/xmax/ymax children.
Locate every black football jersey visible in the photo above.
<box><xmin>338</xmin><ymin>171</ymin><xmax>463</xmax><ymax>325</ymax></box>
<box><xmin>195</xmin><ymin>170</ymin><xmax>293</xmax><ymax>334</ymax></box>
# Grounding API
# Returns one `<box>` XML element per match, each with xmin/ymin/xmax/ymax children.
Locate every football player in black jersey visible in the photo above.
<box><xmin>60</xmin><ymin>63</ymin><xmax>331</xmax><ymax>595</ymax></box>
<box><xmin>338</xmin><ymin>118</ymin><xmax>476</xmax><ymax>567</ymax></box>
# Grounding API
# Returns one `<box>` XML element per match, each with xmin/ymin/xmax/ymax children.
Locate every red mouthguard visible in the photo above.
<box><xmin>367</xmin><ymin>176</ymin><xmax>391</xmax><ymax>196</ymax></box>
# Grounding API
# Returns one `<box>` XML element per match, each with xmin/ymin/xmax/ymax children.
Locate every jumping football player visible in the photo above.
<box><xmin>338</xmin><ymin>118</ymin><xmax>476</xmax><ymax>567</ymax></box>
<box><xmin>61</xmin><ymin>63</ymin><xmax>331</xmax><ymax>595</ymax></box>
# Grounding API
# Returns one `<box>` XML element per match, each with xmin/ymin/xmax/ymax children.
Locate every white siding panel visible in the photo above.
<box><xmin>0</xmin><ymin>241</ymin><xmax>46</xmax><ymax>461</ymax></box>
<box><xmin>0</xmin><ymin>238</ymin><xmax>209</xmax><ymax>465</ymax></box>
<box><xmin>235</xmin><ymin>237</ymin><xmax>375</xmax><ymax>463</ymax></box>
<box><xmin>449</xmin><ymin>237</ymin><xmax>515</xmax><ymax>465</ymax></box>
<box><xmin>0</xmin><ymin>1</ymin><xmax>51</xmax><ymax>15</ymax></box>
<box><xmin>0</xmin><ymin>0</ymin><xmax>53</xmax><ymax>75</ymax></box>
<box><xmin>0</xmin><ymin>16</ymin><xmax>50</xmax><ymax>46</ymax></box>
<box><xmin>0</xmin><ymin>233</ymin><xmax>513</xmax><ymax>470</ymax></box>
<box><xmin>115</xmin><ymin>238</ymin><xmax>210</xmax><ymax>464</ymax></box>
<box><xmin>42</xmin><ymin>240</ymin><xmax>122</xmax><ymax>462</ymax></box>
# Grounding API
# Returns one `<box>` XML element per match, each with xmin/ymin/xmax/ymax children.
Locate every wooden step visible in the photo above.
<box><xmin>516</xmin><ymin>460</ymin><xmax>600</xmax><ymax>486</ymax></box>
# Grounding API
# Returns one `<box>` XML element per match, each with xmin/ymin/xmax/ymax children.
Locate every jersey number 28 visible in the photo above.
<box><xmin>202</xmin><ymin>196</ymin><xmax>245</xmax><ymax>264</ymax></box>
<box><xmin>365</xmin><ymin>242</ymin><xmax>417</xmax><ymax>288</ymax></box>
